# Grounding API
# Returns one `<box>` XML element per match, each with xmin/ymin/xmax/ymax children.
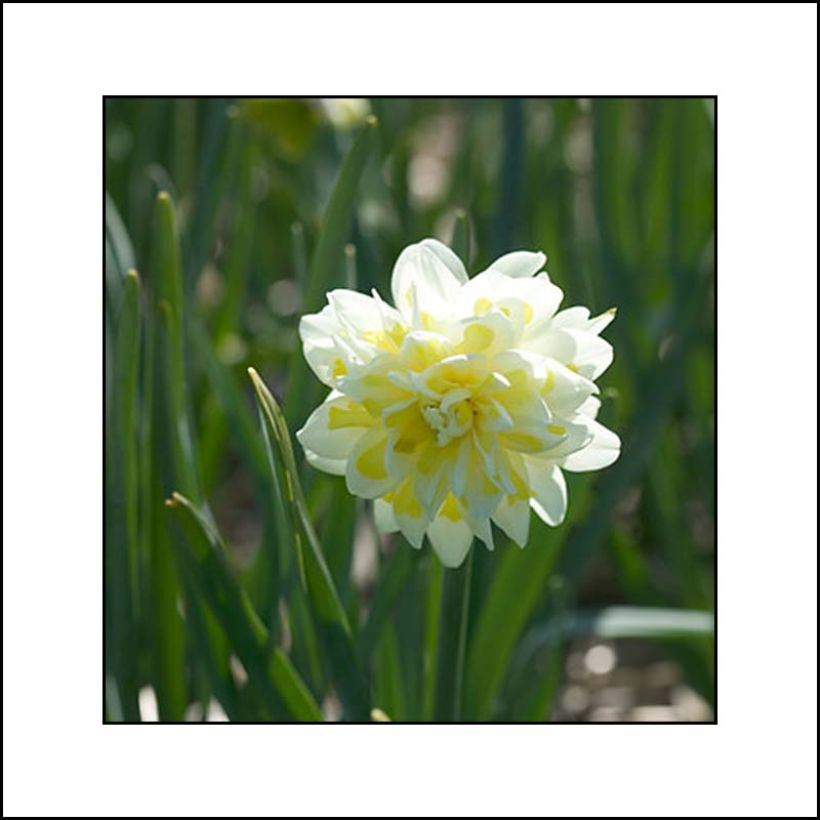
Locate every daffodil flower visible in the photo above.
<box><xmin>297</xmin><ymin>239</ymin><xmax>620</xmax><ymax>567</ymax></box>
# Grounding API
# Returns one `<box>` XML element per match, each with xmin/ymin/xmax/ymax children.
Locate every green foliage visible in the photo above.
<box><xmin>104</xmin><ymin>97</ymin><xmax>715</xmax><ymax>722</ymax></box>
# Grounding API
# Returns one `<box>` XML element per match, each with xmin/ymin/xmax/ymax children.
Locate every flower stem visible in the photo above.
<box><xmin>434</xmin><ymin>548</ymin><xmax>475</xmax><ymax>721</ymax></box>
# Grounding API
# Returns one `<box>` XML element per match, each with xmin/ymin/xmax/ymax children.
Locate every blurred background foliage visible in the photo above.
<box><xmin>104</xmin><ymin>97</ymin><xmax>715</xmax><ymax>722</ymax></box>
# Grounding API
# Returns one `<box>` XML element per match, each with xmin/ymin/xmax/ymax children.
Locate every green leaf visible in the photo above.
<box><xmin>373</xmin><ymin>622</ymin><xmax>408</xmax><ymax>722</ymax></box>
<box><xmin>434</xmin><ymin>551</ymin><xmax>475</xmax><ymax>721</ymax></box>
<box><xmin>248</xmin><ymin>368</ymin><xmax>371</xmax><ymax>719</ymax></box>
<box><xmin>450</xmin><ymin>208</ymin><xmax>471</xmax><ymax>263</ymax></box>
<box><xmin>303</xmin><ymin>117</ymin><xmax>378</xmax><ymax>311</ymax></box>
<box><xmin>153</xmin><ymin>190</ymin><xmax>199</xmax><ymax>500</ymax></box>
<box><xmin>146</xmin><ymin>191</ymin><xmax>201</xmax><ymax>720</ymax></box>
<box><xmin>148</xmin><ymin>495</ymin><xmax>187</xmax><ymax>721</ymax></box>
<box><xmin>358</xmin><ymin>544</ymin><xmax>420</xmax><ymax>658</ymax></box>
<box><xmin>421</xmin><ymin>558</ymin><xmax>444</xmax><ymax>721</ymax></box>
<box><xmin>104</xmin><ymin>269</ymin><xmax>142</xmax><ymax>720</ymax></box>
<box><xmin>285</xmin><ymin>116</ymin><xmax>379</xmax><ymax>427</ymax></box>
<box><xmin>168</xmin><ymin>492</ymin><xmax>323</xmax><ymax>722</ymax></box>
<box><xmin>463</xmin><ymin>523</ymin><xmax>564</xmax><ymax>721</ymax></box>
<box><xmin>105</xmin><ymin>192</ymin><xmax>136</xmax><ymax>310</ymax></box>
<box><xmin>518</xmin><ymin>607</ymin><xmax>714</xmax><ymax>660</ymax></box>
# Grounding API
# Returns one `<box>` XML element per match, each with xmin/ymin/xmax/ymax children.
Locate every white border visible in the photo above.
<box><xmin>3</xmin><ymin>3</ymin><xmax>817</xmax><ymax>817</ymax></box>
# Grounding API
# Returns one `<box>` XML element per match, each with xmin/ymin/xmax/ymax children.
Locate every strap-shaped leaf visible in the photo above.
<box><xmin>167</xmin><ymin>492</ymin><xmax>323</xmax><ymax>722</ymax></box>
<box><xmin>249</xmin><ymin>368</ymin><xmax>371</xmax><ymax>719</ymax></box>
<box><xmin>285</xmin><ymin>117</ymin><xmax>378</xmax><ymax>426</ymax></box>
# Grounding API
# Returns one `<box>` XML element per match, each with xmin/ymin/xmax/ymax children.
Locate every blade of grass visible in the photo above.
<box><xmin>434</xmin><ymin>551</ymin><xmax>474</xmax><ymax>721</ymax></box>
<box><xmin>373</xmin><ymin>622</ymin><xmax>408</xmax><ymax>722</ymax></box>
<box><xmin>284</xmin><ymin>116</ymin><xmax>379</xmax><ymax>427</ymax></box>
<box><xmin>154</xmin><ymin>191</ymin><xmax>199</xmax><ymax>500</ymax></box>
<box><xmin>358</xmin><ymin>544</ymin><xmax>420</xmax><ymax>657</ymax></box>
<box><xmin>463</xmin><ymin>522</ymin><xmax>566</xmax><ymax>720</ymax></box>
<box><xmin>105</xmin><ymin>192</ymin><xmax>136</xmax><ymax>311</ymax></box>
<box><xmin>167</xmin><ymin>492</ymin><xmax>323</xmax><ymax>721</ymax></box>
<box><xmin>515</xmin><ymin>606</ymin><xmax>714</xmax><ymax>667</ymax></box>
<box><xmin>104</xmin><ymin>268</ymin><xmax>142</xmax><ymax>720</ymax></box>
<box><xmin>249</xmin><ymin>368</ymin><xmax>371</xmax><ymax>719</ymax></box>
<box><xmin>421</xmin><ymin>558</ymin><xmax>444</xmax><ymax>721</ymax></box>
<box><xmin>451</xmin><ymin>208</ymin><xmax>471</xmax><ymax>264</ymax></box>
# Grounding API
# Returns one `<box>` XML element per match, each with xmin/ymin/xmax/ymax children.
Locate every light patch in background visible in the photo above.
<box><xmin>268</xmin><ymin>278</ymin><xmax>302</xmax><ymax>317</ymax></box>
<box><xmin>319</xmin><ymin>98</ymin><xmax>371</xmax><ymax>130</ymax></box>
<box><xmin>585</xmin><ymin>644</ymin><xmax>618</xmax><ymax>676</ymax></box>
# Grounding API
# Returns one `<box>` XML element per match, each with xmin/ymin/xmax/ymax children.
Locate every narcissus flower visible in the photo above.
<box><xmin>297</xmin><ymin>239</ymin><xmax>620</xmax><ymax>567</ymax></box>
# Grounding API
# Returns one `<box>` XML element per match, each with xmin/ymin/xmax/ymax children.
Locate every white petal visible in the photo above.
<box><xmin>427</xmin><ymin>500</ymin><xmax>474</xmax><ymax>568</ymax></box>
<box><xmin>391</xmin><ymin>239</ymin><xmax>466</xmax><ymax>322</ymax></box>
<box><xmin>560</xmin><ymin>419</ymin><xmax>621</xmax><ymax>472</ymax></box>
<box><xmin>304</xmin><ymin>451</ymin><xmax>347</xmax><ymax>476</ymax></box>
<box><xmin>299</xmin><ymin>305</ymin><xmax>349</xmax><ymax>387</ymax></box>
<box><xmin>587</xmin><ymin>307</ymin><xmax>617</xmax><ymax>335</ymax></box>
<box><xmin>551</xmin><ymin>305</ymin><xmax>617</xmax><ymax>336</ymax></box>
<box><xmin>373</xmin><ymin>498</ymin><xmax>399</xmax><ymax>533</ymax></box>
<box><xmin>345</xmin><ymin>426</ymin><xmax>400</xmax><ymax>499</ymax></box>
<box><xmin>576</xmin><ymin>395</ymin><xmax>601</xmax><ymax>419</ymax></box>
<box><xmin>538</xmin><ymin>416</ymin><xmax>593</xmax><ymax>460</ymax></box>
<box><xmin>419</xmin><ymin>238</ymin><xmax>468</xmax><ymax>283</ymax></box>
<box><xmin>466</xmin><ymin>512</ymin><xmax>495</xmax><ymax>550</ymax></box>
<box><xmin>391</xmin><ymin>476</ymin><xmax>433</xmax><ymax>549</ymax></box>
<box><xmin>526</xmin><ymin>460</ymin><xmax>568</xmax><ymax>526</ymax></box>
<box><xmin>549</xmin><ymin>306</ymin><xmax>590</xmax><ymax>330</ymax></box>
<box><xmin>524</xmin><ymin>326</ymin><xmax>613</xmax><ymax>380</ymax></box>
<box><xmin>296</xmin><ymin>394</ymin><xmax>373</xmax><ymax>463</ymax></box>
<box><xmin>543</xmin><ymin>358</ymin><xmax>599</xmax><ymax>416</ymax></box>
<box><xmin>492</xmin><ymin>495</ymin><xmax>530</xmax><ymax>547</ymax></box>
<box><xmin>457</xmin><ymin>269</ymin><xmax>562</xmax><ymax>328</ymax></box>
<box><xmin>485</xmin><ymin>250</ymin><xmax>546</xmax><ymax>278</ymax></box>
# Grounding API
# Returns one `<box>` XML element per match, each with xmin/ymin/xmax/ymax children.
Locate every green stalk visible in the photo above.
<box><xmin>284</xmin><ymin>117</ymin><xmax>378</xmax><ymax>428</ymax></box>
<box><xmin>421</xmin><ymin>558</ymin><xmax>444</xmax><ymax>721</ymax></box>
<box><xmin>434</xmin><ymin>549</ymin><xmax>474</xmax><ymax>721</ymax></box>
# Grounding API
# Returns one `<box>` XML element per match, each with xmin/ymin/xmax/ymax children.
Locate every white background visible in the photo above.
<box><xmin>3</xmin><ymin>3</ymin><xmax>817</xmax><ymax>817</ymax></box>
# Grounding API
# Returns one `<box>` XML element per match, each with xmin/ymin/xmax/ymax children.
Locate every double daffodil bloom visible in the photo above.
<box><xmin>297</xmin><ymin>239</ymin><xmax>620</xmax><ymax>567</ymax></box>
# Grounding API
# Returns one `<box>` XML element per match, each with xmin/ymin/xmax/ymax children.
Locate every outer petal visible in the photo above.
<box><xmin>345</xmin><ymin>425</ymin><xmax>400</xmax><ymax>499</ymax></box>
<box><xmin>490</xmin><ymin>451</ymin><xmax>531</xmax><ymax>546</ymax></box>
<box><xmin>327</xmin><ymin>288</ymin><xmax>406</xmax><ymax>356</ymax></box>
<box><xmin>576</xmin><ymin>395</ymin><xmax>601</xmax><ymax>419</ymax></box>
<box><xmin>551</xmin><ymin>305</ymin><xmax>617</xmax><ymax>336</ymax></box>
<box><xmin>525</xmin><ymin>459</ymin><xmax>568</xmax><ymax>526</ymax></box>
<box><xmin>391</xmin><ymin>239</ymin><xmax>467</xmax><ymax>322</ymax></box>
<box><xmin>373</xmin><ymin>498</ymin><xmax>399</xmax><ymax>533</ymax></box>
<box><xmin>457</xmin><ymin>269</ymin><xmax>562</xmax><ymax>328</ymax></box>
<box><xmin>560</xmin><ymin>419</ymin><xmax>621</xmax><ymax>472</ymax></box>
<box><xmin>304</xmin><ymin>451</ymin><xmax>347</xmax><ymax>476</ymax></box>
<box><xmin>426</xmin><ymin>495</ymin><xmax>474</xmax><ymax>568</ymax></box>
<box><xmin>542</xmin><ymin>358</ymin><xmax>599</xmax><ymax>417</ymax></box>
<box><xmin>524</xmin><ymin>325</ymin><xmax>614</xmax><ymax>380</ymax></box>
<box><xmin>392</xmin><ymin>475</ymin><xmax>432</xmax><ymax>548</ymax></box>
<box><xmin>492</xmin><ymin>495</ymin><xmax>530</xmax><ymax>546</ymax></box>
<box><xmin>298</xmin><ymin>305</ymin><xmax>350</xmax><ymax>388</ymax></box>
<box><xmin>296</xmin><ymin>392</ymin><xmax>374</xmax><ymax>474</ymax></box>
<box><xmin>484</xmin><ymin>250</ymin><xmax>547</xmax><ymax>278</ymax></box>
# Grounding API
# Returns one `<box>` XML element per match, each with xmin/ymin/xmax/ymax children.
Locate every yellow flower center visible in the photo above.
<box><xmin>420</xmin><ymin>388</ymin><xmax>475</xmax><ymax>446</ymax></box>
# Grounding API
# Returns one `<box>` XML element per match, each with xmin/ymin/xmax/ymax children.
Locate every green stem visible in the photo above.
<box><xmin>434</xmin><ymin>548</ymin><xmax>475</xmax><ymax>721</ymax></box>
<box><xmin>453</xmin><ymin>549</ymin><xmax>474</xmax><ymax>721</ymax></box>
